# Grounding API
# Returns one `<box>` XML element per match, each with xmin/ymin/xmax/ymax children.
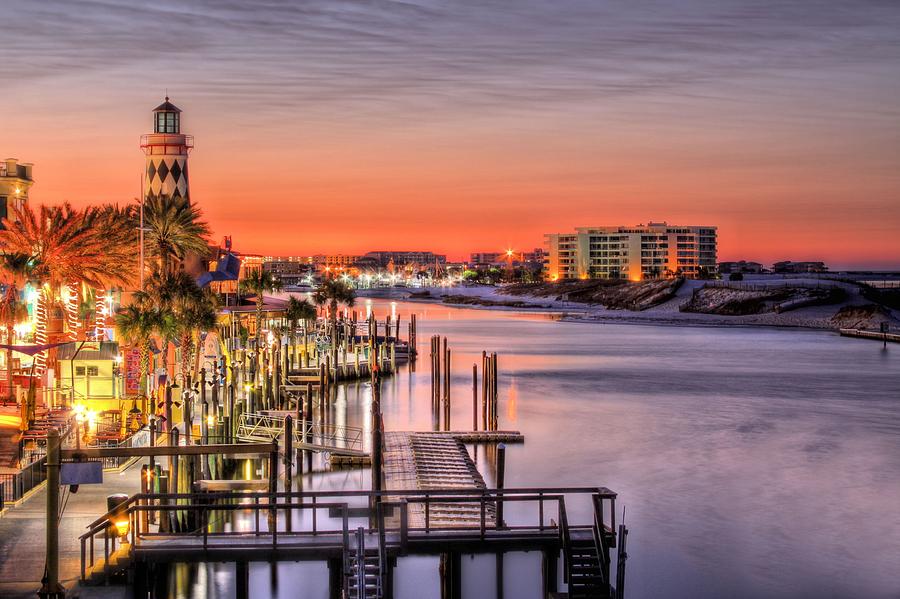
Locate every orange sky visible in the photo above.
<box><xmin>3</xmin><ymin>1</ymin><xmax>899</xmax><ymax>268</ymax></box>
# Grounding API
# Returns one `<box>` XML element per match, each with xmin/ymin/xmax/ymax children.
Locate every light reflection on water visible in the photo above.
<box><xmin>171</xmin><ymin>300</ymin><xmax>900</xmax><ymax>599</ymax></box>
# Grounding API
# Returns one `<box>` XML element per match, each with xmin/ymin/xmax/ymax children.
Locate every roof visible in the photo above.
<box><xmin>196</xmin><ymin>252</ymin><xmax>241</xmax><ymax>287</ymax></box>
<box><xmin>153</xmin><ymin>97</ymin><xmax>182</xmax><ymax>113</ymax></box>
<box><xmin>56</xmin><ymin>341</ymin><xmax>120</xmax><ymax>361</ymax></box>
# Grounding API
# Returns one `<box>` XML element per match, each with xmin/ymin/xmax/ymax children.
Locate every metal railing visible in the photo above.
<box><xmin>83</xmin><ymin>427</ymin><xmax>151</xmax><ymax>470</ymax></box>
<box><xmin>0</xmin><ymin>455</ymin><xmax>47</xmax><ymax>509</ymax></box>
<box><xmin>237</xmin><ymin>411</ymin><xmax>364</xmax><ymax>454</ymax></box>
<box><xmin>78</xmin><ymin>486</ymin><xmax>616</xmax><ymax>582</ymax></box>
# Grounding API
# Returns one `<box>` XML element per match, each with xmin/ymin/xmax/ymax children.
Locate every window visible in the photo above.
<box><xmin>155</xmin><ymin>112</ymin><xmax>180</xmax><ymax>133</ymax></box>
<box><xmin>75</xmin><ymin>366</ymin><xmax>86</xmax><ymax>376</ymax></box>
<box><xmin>87</xmin><ymin>366</ymin><xmax>99</xmax><ymax>376</ymax></box>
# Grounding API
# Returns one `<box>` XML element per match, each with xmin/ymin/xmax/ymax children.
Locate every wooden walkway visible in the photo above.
<box><xmin>840</xmin><ymin>327</ymin><xmax>900</xmax><ymax>343</ymax></box>
<box><xmin>383</xmin><ymin>432</ymin><xmax>495</xmax><ymax>528</ymax></box>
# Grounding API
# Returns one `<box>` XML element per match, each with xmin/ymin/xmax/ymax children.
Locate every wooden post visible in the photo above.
<box><xmin>170</xmin><ymin>427</ymin><xmax>179</xmax><ymax>533</ymax></box>
<box><xmin>227</xmin><ymin>384</ymin><xmax>235</xmax><ymax>443</ymax></box>
<box><xmin>481</xmin><ymin>351</ymin><xmax>488</xmax><ymax>430</ymax></box>
<box><xmin>201</xmin><ymin>401</ymin><xmax>211</xmax><ymax>481</ymax></box>
<box><xmin>496</xmin><ymin>443</ymin><xmax>506</xmax><ymax>528</ymax></box>
<box><xmin>472</xmin><ymin>364</ymin><xmax>478</xmax><ymax>431</ymax></box>
<box><xmin>236</xmin><ymin>561</ymin><xmax>249</xmax><ymax>599</ymax></box>
<box><xmin>543</xmin><ymin>549</ymin><xmax>559</xmax><ymax>596</ymax></box>
<box><xmin>444</xmin><ymin>347</ymin><xmax>451</xmax><ymax>432</ymax></box>
<box><xmin>273</xmin><ymin>345</ymin><xmax>281</xmax><ymax>409</ymax></box>
<box><xmin>371</xmin><ymin>370</ymin><xmax>383</xmax><ymax>495</ymax></box>
<box><xmin>305</xmin><ymin>381</ymin><xmax>313</xmax><ymax>440</ymax></box>
<box><xmin>496</xmin><ymin>552</ymin><xmax>504</xmax><ymax>599</ymax></box>
<box><xmin>200</xmin><ymin>367</ymin><xmax>207</xmax><ymax>424</ymax></box>
<box><xmin>284</xmin><ymin>415</ymin><xmax>293</xmax><ymax>496</ymax></box>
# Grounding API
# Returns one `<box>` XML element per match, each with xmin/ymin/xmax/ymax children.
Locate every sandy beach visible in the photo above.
<box><xmin>354</xmin><ymin>278</ymin><xmax>900</xmax><ymax>332</ymax></box>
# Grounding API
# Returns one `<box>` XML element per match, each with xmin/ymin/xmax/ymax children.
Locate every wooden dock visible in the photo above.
<box><xmin>840</xmin><ymin>327</ymin><xmax>900</xmax><ymax>343</ymax></box>
<box><xmin>383</xmin><ymin>432</ymin><xmax>495</xmax><ymax>529</ymax></box>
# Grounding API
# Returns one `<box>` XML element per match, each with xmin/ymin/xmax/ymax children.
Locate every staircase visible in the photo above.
<box><xmin>566</xmin><ymin>535</ymin><xmax>610</xmax><ymax>598</ymax></box>
<box><xmin>346</xmin><ymin>527</ymin><xmax>383</xmax><ymax>599</ymax></box>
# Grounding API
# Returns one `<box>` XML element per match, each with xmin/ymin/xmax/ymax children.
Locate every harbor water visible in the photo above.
<box><xmin>175</xmin><ymin>299</ymin><xmax>900</xmax><ymax>599</ymax></box>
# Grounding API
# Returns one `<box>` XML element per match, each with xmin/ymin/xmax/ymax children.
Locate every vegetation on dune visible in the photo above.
<box><xmin>680</xmin><ymin>285</ymin><xmax>847</xmax><ymax>316</ymax></box>
<box><xmin>504</xmin><ymin>277</ymin><xmax>684</xmax><ymax>311</ymax></box>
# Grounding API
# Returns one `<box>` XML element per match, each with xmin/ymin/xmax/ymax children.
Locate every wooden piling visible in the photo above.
<box><xmin>481</xmin><ymin>351</ymin><xmax>488</xmax><ymax>431</ymax></box>
<box><xmin>472</xmin><ymin>364</ymin><xmax>478</xmax><ymax>431</ymax></box>
<box><xmin>496</xmin><ymin>443</ymin><xmax>506</xmax><ymax>528</ymax></box>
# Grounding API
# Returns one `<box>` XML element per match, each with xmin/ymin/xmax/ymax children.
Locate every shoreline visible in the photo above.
<box><xmin>355</xmin><ymin>284</ymin><xmax>898</xmax><ymax>334</ymax></box>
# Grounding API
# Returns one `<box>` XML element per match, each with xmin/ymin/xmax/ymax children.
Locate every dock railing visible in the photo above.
<box><xmin>78</xmin><ymin>486</ymin><xmax>616</xmax><ymax>581</ymax></box>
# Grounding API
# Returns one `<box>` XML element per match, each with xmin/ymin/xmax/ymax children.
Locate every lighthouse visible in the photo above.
<box><xmin>141</xmin><ymin>97</ymin><xmax>193</xmax><ymax>201</ymax></box>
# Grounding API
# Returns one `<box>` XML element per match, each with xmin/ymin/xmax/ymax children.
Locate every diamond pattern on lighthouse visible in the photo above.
<box><xmin>144</xmin><ymin>157</ymin><xmax>190</xmax><ymax>200</ymax></box>
<box><xmin>170</xmin><ymin>161</ymin><xmax>182</xmax><ymax>183</ymax></box>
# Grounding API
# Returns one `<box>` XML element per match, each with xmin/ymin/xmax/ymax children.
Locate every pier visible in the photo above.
<box><xmin>78</xmin><ymin>486</ymin><xmax>621</xmax><ymax>599</ymax></box>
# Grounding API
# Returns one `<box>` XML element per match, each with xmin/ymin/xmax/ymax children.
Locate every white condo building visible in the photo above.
<box><xmin>544</xmin><ymin>222</ymin><xmax>717</xmax><ymax>281</ymax></box>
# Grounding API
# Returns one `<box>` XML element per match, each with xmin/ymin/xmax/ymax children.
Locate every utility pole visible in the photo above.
<box><xmin>39</xmin><ymin>428</ymin><xmax>65</xmax><ymax>598</ymax></box>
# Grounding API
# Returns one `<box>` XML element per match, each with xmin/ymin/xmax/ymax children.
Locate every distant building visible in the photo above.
<box><xmin>263</xmin><ymin>259</ymin><xmax>313</xmax><ymax>286</ymax></box>
<box><xmin>363</xmin><ymin>251</ymin><xmax>446</xmax><ymax>270</ymax></box>
<box><xmin>773</xmin><ymin>261</ymin><xmax>828</xmax><ymax>274</ymax></box>
<box><xmin>312</xmin><ymin>254</ymin><xmax>360</xmax><ymax>272</ymax></box>
<box><xmin>0</xmin><ymin>158</ymin><xmax>33</xmax><ymax>225</ymax></box>
<box><xmin>719</xmin><ymin>261</ymin><xmax>764</xmax><ymax>275</ymax></box>
<box><xmin>544</xmin><ymin>222</ymin><xmax>717</xmax><ymax>280</ymax></box>
<box><xmin>469</xmin><ymin>248</ymin><xmax>544</xmax><ymax>267</ymax></box>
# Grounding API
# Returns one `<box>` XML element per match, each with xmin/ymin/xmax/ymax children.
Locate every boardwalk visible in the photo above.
<box><xmin>0</xmin><ymin>459</ymin><xmax>144</xmax><ymax>599</ymax></box>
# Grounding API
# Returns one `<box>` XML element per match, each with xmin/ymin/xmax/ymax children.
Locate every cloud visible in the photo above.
<box><xmin>3</xmin><ymin>0</ymin><xmax>899</xmax><ymax>124</ymax></box>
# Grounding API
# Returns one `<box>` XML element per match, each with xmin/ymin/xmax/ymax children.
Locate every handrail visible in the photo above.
<box><xmin>559</xmin><ymin>498</ymin><xmax>571</xmax><ymax>584</ymax></box>
<box><xmin>355</xmin><ymin>527</ymin><xmax>366</xmax><ymax>598</ymax></box>
<box><xmin>80</xmin><ymin>486</ymin><xmax>614</xmax><ymax>534</ymax></box>
<box><xmin>592</xmin><ymin>494</ymin><xmax>611</xmax><ymax>585</ymax></box>
<box><xmin>81</xmin><ymin>500</ymin><xmax>353</xmax><ymax>581</ymax></box>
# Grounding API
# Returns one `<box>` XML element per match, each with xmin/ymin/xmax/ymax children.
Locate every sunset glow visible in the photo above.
<box><xmin>3</xmin><ymin>1</ymin><xmax>899</xmax><ymax>269</ymax></box>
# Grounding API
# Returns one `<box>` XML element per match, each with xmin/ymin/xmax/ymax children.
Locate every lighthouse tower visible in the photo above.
<box><xmin>141</xmin><ymin>97</ymin><xmax>192</xmax><ymax>201</ymax></box>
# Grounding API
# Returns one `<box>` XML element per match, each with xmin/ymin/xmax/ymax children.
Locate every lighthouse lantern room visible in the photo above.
<box><xmin>141</xmin><ymin>96</ymin><xmax>193</xmax><ymax>201</ymax></box>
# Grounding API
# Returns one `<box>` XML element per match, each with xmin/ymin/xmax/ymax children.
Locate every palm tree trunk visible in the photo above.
<box><xmin>255</xmin><ymin>296</ymin><xmax>264</xmax><ymax>348</ymax></box>
<box><xmin>6</xmin><ymin>325</ymin><xmax>14</xmax><ymax>402</ymax></box>
<box><xmin>161</xmin><ymin>336</ymin><xmax>171</xmax><ymax>380</ymax></box>
<box><xmin>180</xmin><ymin>332</ymin><xmax>192</xmax><ymax>381</ymax></box>
<box><xmin>64</xmin><ymin>286</ymin><xmax>80</xmax><ymax>341</ymax></box>
<box><xmin>192</xmin><ymin>330</ymin><xmax>203</xmax><ymax>381</ymax></box>
<box><xmin>34</xmin><ymin>289</ymin><xmax>50</xmax><ymax>375</ymax></box>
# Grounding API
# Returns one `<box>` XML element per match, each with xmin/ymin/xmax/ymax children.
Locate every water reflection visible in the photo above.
<box><xmin>170</xmin><ymin>299</ymin><xmax>899</xmax><ymax>599</ymax></box>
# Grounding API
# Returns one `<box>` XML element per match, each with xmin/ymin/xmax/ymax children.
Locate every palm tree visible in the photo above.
<box><xmin>115</xmin><ymin>303</ymin><xmax>163</xmax><ymax>400</ymax></box>
<box><xmin>240</xmin><ymin>269</ymin><xmax>282</xmax><ymax>347</ymax></box>
<box><xmin>312</xmin><ymin>278</ymin><xmax>355</xmax><ymax>349</ymax></box>
<box><xmin>141</xmin><ymin>194</ymin><xmax>210</xmax><ymax>277</ymax></box>
<box><xmin>285</xmin><ymin>295</ymin><xmax>316</xmax><ymax>363</ymax></box>
<box><xmin>0</xmin><ymin>254</ymin><xmax>31</xmax><ymax>402</ymax></box>
<box><xmin>0</xmin><ymin>203</ymin><xmax>136</xmax><ymax>372</ymax></box>
<box><xmin>135</xmin><ymin>270</ymin><xmax>200</xmax><ymax>379</ymax></box>
<box><xmin>179</xmin><ymin>289</ymin><xmax>218</xmax><ymax>381</ymax></box>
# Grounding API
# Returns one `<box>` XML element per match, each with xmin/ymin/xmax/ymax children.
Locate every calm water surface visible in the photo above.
<box><xmin>182</xmin><ymin>300</ymin><xmax>900</xmax><ymax>599</ymax></box>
